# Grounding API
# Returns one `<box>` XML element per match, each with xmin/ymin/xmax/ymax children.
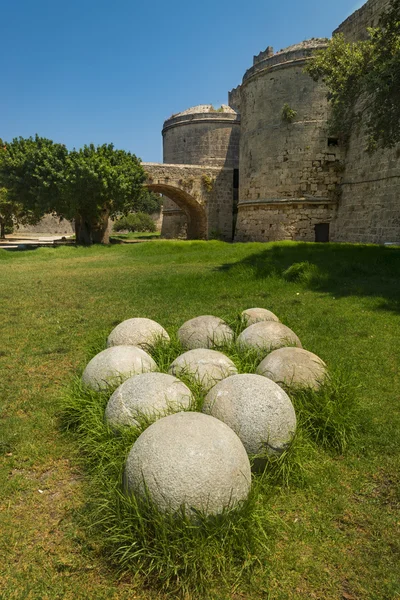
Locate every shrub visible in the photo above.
<box><xmin>281</xmin><ymin>103</ymin><xmax>297</xmax><ymax>123</ymax></box>
<box><xmin>113</xmin><ymin>212</ymin><xmax>156</xmax><ymax>233</ymax></box>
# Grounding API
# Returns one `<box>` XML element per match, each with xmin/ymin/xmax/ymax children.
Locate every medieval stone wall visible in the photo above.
<box><xmin>235</xmin><ymin>201</ymin><xmax>337</xmax><ymax>243</ymax></box>
<box><xmin>334</xmin><ymin>0</ymin><xmax>391</xmax><ymax>41</ymax></box>
<box><xmin>331</xmin><ymin>0</ymin><xmax>400</xmax><ymax>244</ymax></box>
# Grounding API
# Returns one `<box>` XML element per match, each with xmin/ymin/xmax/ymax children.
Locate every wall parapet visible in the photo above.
<box><xmin>242</xmin><ymin>39</ymin><xmax>328</xmax><ymax>83</ymax></box>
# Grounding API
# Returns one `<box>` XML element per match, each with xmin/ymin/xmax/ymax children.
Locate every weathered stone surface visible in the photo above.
<box><xmin>107</xmin><ymin>318</ymin><xmax>169</xmax><ymax>349</ymax></box>
<box><xmin>82</xmin><ymin>346</ymin><xmax>157</xmax><ymax>391</ymax></box>
<box><xmin>178</xmin><ymin>315</ymin><xmax>234</xmax><ymax>350</ymax></box>
<box><xmin>256</xmin><ymin>347</ymin><xmax>327</xmax><ymax>390</ymax></box>
<box><xmin>124</xmin><ymin>411</ymin><xmax>251</xmax><ymax>515</ymax></box>
<box><xmin>237</xmin><ymin>321</ymin><xmax>302</xmax><ymax>357</ymax></box>
<box><xmin>242</xmin><ymin>308</ymin><xmax>280</xmax><ymax>326</ymax></box>
<box><xmin>168</xmin><ymin>349</ymin><xmax>238</xmax><ymax>392</ymax></box>
<box><xmin>203</xmin><ymin>374</ymin><xmax>296</xmax><ymax>459</ymax></box>
<box><xmin>105</xmin><ymin>372</ymin><xmax>193</xmax><ymax>429</ymax></box>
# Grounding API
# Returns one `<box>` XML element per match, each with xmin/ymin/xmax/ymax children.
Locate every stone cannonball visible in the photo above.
<box><xmin>203</xmin><ymin>374</ymin><xmax>297</xmax><ymax>459</ymax></box>
<box><xmin>107</xmin><ymin>318</ymin><xmax>170</xmax><ymax>349</ymax></box>
<box><xmin>256</xmin><ymin>347</ymin><xmax>327</xmax><ymax>390</ymax></box>
<box><xmin>241</xmin><ymin>308</ymin><xmax>280</xmax><ymax>326</ymax></box>
<box><xmin>177</xmin><ymin>315</ymin><xmax>234</xmax><ymax>350</ymax></box>
<box><xmin>105</xmin><ymin>372</ymin><xmax>193</xmax><ymax>430</ymax></box>
<box><xmin>82</xmin><ymin>346</ymin><xmax>157</xmax><ymax>391</ymax></box>
<box><xmin>124</xmin><ymin>411</ymin><xmax>251</xmax><ymax>515</ymax></box>
<box><xmin>237</xmin><ymin>321</ymin><xmax>302</xmax><ymax>357</ymax></box>
<box><xmin>168</xmin><ymin>348</ymin><xmax>238</xmax><ymax>392</ymax></box>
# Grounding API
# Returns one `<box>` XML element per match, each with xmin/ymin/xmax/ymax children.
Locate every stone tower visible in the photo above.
<box><xmin>161</xmin><ymin>105</ymin><xmax>240</xmax><ymax>239</ymax></box>
<box><xmin>233</xmin><ymin>40</ymin><xmax>345</xmax><ymax>242</ymax></box>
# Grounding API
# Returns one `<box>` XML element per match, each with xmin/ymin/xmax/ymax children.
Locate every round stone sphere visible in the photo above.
<box><xmin>237</xmin><ymin>321</ymin><xmax>302</xmax><ymax>357</ymax></box>
<box><xmin>168</xmin><ymin>348</ymin><xmax>238</xmax><ymax>392</ymax></box>
<box><xmin>256</xmin><ymin>347</ymin><xmax>327</xmax><ymax>390</ymax></box>
<box><xmin>124</xmin><ymin>411</ymin><xmax>251</xmax><ymax>515</ymax></box>
<box><xmin>177</xmin><ymin>315</ymin><xmax>234</xmax><ymax>350</ymax></box>
<box><xmin>107</xmin><ymin>318</ymin><xmax>170</xmax><ymax>349</ymax></box>
<box><xmin>105</xmin><ymin>372</ymin><xmax>193</xmax><ymax>429</ymax></box>
<box><xmin>82</xmin><ymin>346</ymin><xmax>157</xmax><ymax>391</ymax></box>
<box><xmin>203</xmin><ymin>374</ymin><xmax>297</xmax><ymax>458</ymax></box>
<box><xmin>241</xmin><ymin>307</ymin><xmax>280</xmax><ymax>326</ymax></box>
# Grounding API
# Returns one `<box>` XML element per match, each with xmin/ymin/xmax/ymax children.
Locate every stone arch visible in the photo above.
<box><xmin>145</xmin><ymin>183</ymin><xmax>207</xmax><ymax>240</ymax></box>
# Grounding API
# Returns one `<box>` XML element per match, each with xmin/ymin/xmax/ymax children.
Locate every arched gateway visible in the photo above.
<box><xmin>143</xmin><ymin>163</ymin><xmax>236</xmax><ymax>242</ymax></box>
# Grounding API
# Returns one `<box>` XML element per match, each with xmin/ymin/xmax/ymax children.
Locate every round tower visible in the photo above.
<box><xmin>161</xmin><ymin>104</ymin><xmax>240</xmax><ymax>239</ymax></box>
<box><xmin>235</xmin><ymin>39</ymin><xmax>344</xmax><ymax>243</ymax></box>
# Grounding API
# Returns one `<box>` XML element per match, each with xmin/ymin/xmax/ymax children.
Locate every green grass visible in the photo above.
<box><xmin>111</xmin><ymin>231</ymin><xmax>161</xmax><ymax>241</ymax></box>
<box><xmin>0</xmin><ymin>240</ymin><xmax>399</xmax><ymax>599</ymax></box>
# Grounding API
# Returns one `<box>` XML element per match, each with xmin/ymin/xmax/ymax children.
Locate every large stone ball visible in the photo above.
<box><xmin>177</xmin><ymin>315</ymin><xmax>234</xmax><ymax>350</ymax></box>
<box><xmin>82</xmin><ymin>346</ymin><xmax>157</xmax><ymax>391</ymax></box>
<box><xmin>168</xmin><ymin>349</ymin><xmax>238</xmax><ymax>392</ymax></box>
<box><xmin>241</xmin><ymin>307</ymin><xmax>280</xmax><ymax>326</ymax></box>
<box><xmin>203</xmin><ymin>374</ymin><xmax>297</xmax><ymax>459</ymax></box>
<box><xmin>256</xmin><ymin>347</ymin><xmax>327</xmax><ymax>390</ymax></box>
<box><xmin>237</xmin><ymin>321</ymin><xmax>302</xmax><ymax>357</ymax></box>
<box><xmin>107</xmin><ymin>318</ymin><xmax>170</xmax><ymax>349</ymax></box>
<box><xmin>124</xmin><ymin>412</ymin><xmax>251</xmax><ymax>515</ymax></box>
<box><xmin>105</xmin><ymin>372</ymin><xmax>193</xmax><ymax>429</ymax></box>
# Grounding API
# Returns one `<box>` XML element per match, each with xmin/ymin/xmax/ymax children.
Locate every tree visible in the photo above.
<box><xmin>0</xmin><ymin>137</ymin><xmax>146</xmax><ymax>244</ymax></box>
<box><xmin>0</xmin><ymin>187</ymin><xmax>39</xmax><ymax>238</ymax></box>
<box><xmin>63</xmin><ymin>144</ymin><xmax>146</xmax><ymax>244</ymax></box>
<box><xmin>305</xmin><ymin>0</ymin><xmax>400</xmax><ymax>150</ymax></box>
<box><xmin>133</xmin><ymin>189</ymin><xmax>163</xmax><ymax>215</ymax></box>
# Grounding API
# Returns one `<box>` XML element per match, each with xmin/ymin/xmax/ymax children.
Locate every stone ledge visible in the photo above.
<box><xmin>238</xmin><ymin>197</ymin><xmax>338</xmax><ymax>208</ymax></box>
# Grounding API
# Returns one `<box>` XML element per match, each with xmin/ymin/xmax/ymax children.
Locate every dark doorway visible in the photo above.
<box><xmin>315</xmin><ymin>223</ymin><xmax>330</xmax><ymax>243</ymax></box>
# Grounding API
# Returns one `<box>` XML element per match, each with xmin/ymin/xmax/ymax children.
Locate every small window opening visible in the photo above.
<box><xmin>233</xmin><ymin>168</ymin><xmax>239</xmax><ymax>189</ymax></box>
<box><xmin>328</xmin><ymin>137</ymin><xmax>339</xmax><ymax>147</ymax></box>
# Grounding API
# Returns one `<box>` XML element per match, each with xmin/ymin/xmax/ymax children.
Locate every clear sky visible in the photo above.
<box><xmin>1</xmin><ymin>0</ymin><xmax>364</xmax><ymax>163</ymax></box>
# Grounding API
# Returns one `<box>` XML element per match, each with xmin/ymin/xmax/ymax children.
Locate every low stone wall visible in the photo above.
<box><xmin>17</xmin><ymin>214</ymin><xmax>74</xmax><ymax>235</ymax></box>
<box><xmin>234</xmin><ymin>200</ymin><xmax>337</xmax><ymax>242</ymax></box>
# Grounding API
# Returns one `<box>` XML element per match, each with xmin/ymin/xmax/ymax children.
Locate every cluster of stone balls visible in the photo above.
<box><xmin>81</xmin><ymin>309</ymin><xmax>327</xmax><ymax>517</ymax></box>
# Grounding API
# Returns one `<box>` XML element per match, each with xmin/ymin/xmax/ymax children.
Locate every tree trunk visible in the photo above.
<box><xmin>74</xmin><ymin>214</ymin><xmax>92</xmax><ymax>245</ymax></box>
<box><xmin>74</xmin><ymin>209</ymin><xmax>111</xmax><ymax>245</ymax></box>
<box><xmin>0</xmin><ymin>221</ymin><xmax>5</xmax><ymax>239</ymax></box>
<box><xmin>91</xmin><ymin>209</ymin><xmax>111</xmax><ymax>244</ymax></box>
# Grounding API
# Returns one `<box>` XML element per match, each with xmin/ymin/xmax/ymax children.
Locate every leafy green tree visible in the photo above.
<box><xmin>113</xmin><ymin>212</ymin><xmax>157</xmax><ymax>233</ymax></box>
<box><xmin>0</xmin><ymin>187</ymin><xmax>41</xmax><ymax>238</ymax></box>
<box><xmin>133</xmin><ymin>189</ymin><xmax>163</xmax><ymax>215</ymax></box>
<box><xmin>64</xmin><ymin>144</ymin><xmax>146</xmax><ymax>244</ymax></box>
<box><xmin>0</xmin><ymin>137</ymin><xmax>146</xmax><ymax>245</ymax></box>
<box><xmin>306</xmin><ymin>0</ymin><xmax>400</xmax><ymax>150</ymax></box>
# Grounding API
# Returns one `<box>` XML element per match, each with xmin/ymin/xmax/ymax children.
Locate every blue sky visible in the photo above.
<box><xmin>1</xmin><ymin>0</ymin><xmax>365</xmax><ymax>163</ymax></box>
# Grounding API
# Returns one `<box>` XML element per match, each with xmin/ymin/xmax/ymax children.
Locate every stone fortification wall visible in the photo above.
<box><xmin>17</xmin><ymin>214</ymin><xmax>74</xmax><ymax>235</ymax></box>
<box><xmin>161</xmin><ymin>105</ymin><xmax>240</xmax><ymax>239</ymax></box>
<box><xmin>235</xmin><ymin>41</ymin><xmax>345</xmax><ymax>243</ymax></box>
<box><xmin>235</xmin><ymin>201</ymin><xmax>337</xmax><ymax>243</ymax></box>
<box><xmin>331</xmin><ymin>0</ymin><xmax>400</xmax><ymax>244</ymax></box>
<box><xmin>334</xmin><ymin>0</ymin><xmax>391</xmax><ymax>41</ymax></box>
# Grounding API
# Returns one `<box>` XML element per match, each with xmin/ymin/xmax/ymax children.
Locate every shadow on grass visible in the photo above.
<box><xmin>218</xmin><ymin>242</ymin><xmax>400</xmax><ymax>313</ymax></box>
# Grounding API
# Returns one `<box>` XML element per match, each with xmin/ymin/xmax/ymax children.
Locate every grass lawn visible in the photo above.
<box><xmin>111</xmin><ymin>231</ymin><xmax>161</xmax><ymax>241</ymax></box>
<box><xmin>0</xmin><ymin>240</ymin><xmax>399</xmax><ymax>599</ymax></box>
